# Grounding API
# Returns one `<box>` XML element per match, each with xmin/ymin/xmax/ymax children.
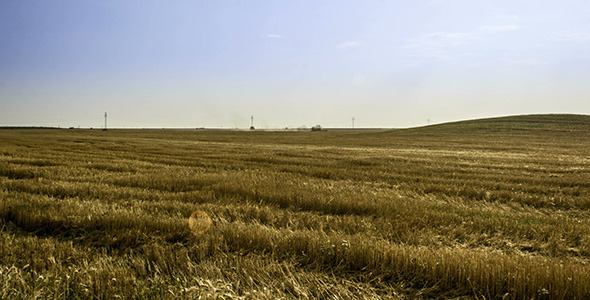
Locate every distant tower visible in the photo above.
<box><xmin>250</xmin><ymin>115</ymin><xmax>255</xmax><ymax>130</ymax></box>
<box><xmin>103</xmin><ymin>112</ymin><xmax>108</xmax><ymax>131</ymax></box>
<box><xmin>352</xmin><ymin>117</ymin><xmax>355</xmax><ymax>129</ymax></box>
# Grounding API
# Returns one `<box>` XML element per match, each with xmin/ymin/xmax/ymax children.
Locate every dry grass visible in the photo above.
<box><xmin>0</xmin><ymin>114</ymin><xmax>589</xmax><ymax>299</ymax></box>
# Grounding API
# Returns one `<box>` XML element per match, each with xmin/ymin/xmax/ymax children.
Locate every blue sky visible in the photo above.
<box><xmin>1</xmin><ymin>0</ymin><xmax>589</xmax><ymax>128</ymax></box>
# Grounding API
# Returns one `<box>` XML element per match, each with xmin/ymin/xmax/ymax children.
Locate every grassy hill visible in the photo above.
<box><xmin>408</xmin><ymin>113</ymin><xmax>590</xmax><ymax>132</ymax></box>
<box><xmin>0</xmin><ymin>114</ymin><xmax>589</xmax><ymax>299</ymax></box>
<box><xmin>369</xmin><ymin>114</ymin><xmax>590</xmax><ymax>152</ymax></box>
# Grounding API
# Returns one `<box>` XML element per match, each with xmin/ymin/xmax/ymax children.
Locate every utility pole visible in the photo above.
<box><xmin>352</xmin><ymin>117</ymin><xmax>355</xmax><ymax>129</ymax></box>
<box><xmin>104</xmin><ymin>112</ymin><xmax>108</xmax><ymax>131</ymax></box>
<box><xmin>250</xmin><ymin>115</ymin><xmax>255</xmax><ymax>130</ymax></box>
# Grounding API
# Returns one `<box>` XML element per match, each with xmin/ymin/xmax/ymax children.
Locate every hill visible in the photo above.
<box><xmin>408</xmin><ymin>114</ymin><xmax>590</xmax><ymax>133</ymax></box>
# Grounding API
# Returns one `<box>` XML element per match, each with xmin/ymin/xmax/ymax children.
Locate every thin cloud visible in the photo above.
<box><xmin>496</xmin><ymin>14</ymin><xmax>520</xmax><ymax>22</ymax></box>
<box><xmin>553</xmin><ymin>31</ymin><xmax>590</xmax><ymax>42</ymax></box>
<box><xmin>481</xmin><ymin>25</ymin><xmax>520</xmax><ymax>32</ymax></box>
<box><xmin>404</xmin><ymin>32</ymin><xmax>470</xmax><ymax>60</ymax></box>
<box><xmin>266</xmin><ymin>34</ymin><xmax>283</xmax><ymax>39</ymax></box>
<box><xmin>335</xmin><ymin>41</ymin><xmax>359</xmax><ymax>49</ymax></box>
<box><xmin>466</xmin><ymin>58</ymin><xmax>548</xmax><ymax>68</ymax></box>
<box><xmin>509</xmin><ymin>58</ymin><xmax>548</xmax><ymax>67</ymax></box>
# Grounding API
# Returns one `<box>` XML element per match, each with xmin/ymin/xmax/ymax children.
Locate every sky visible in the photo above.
<box><xmin>1</xmin><ymin>0</ymin><xmax>589</xmax><ymax>129</ymax></box>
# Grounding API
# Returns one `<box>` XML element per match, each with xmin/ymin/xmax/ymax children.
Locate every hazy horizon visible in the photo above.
<box><xmin>1</xmin><ymin>0</ymin><xmax>590</xmax><ymax>129</ymax></box>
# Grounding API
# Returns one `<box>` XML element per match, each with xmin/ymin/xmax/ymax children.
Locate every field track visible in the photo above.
<box><xmin>1</xmin><ymin>114</ymin><xmax>589</xmax><ymax>299</ymax></box>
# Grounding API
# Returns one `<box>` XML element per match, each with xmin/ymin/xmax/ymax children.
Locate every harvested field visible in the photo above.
<box><xmin>0</xmin><ymin>114</ymin><xmax>589</xmax><ymax>299</ymax></box>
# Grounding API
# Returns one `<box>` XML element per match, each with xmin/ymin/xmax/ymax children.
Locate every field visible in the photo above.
<box><xmin>1</xmin><ymin>114</ymin><xmax>589</xmax><ymax>299</ymax></box>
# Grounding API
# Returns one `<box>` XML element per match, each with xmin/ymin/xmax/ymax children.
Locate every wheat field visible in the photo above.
<box><xmin>1</xmin><ymin>114</ymin><xmax>589</xmax><ymax>299</ymax></box>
